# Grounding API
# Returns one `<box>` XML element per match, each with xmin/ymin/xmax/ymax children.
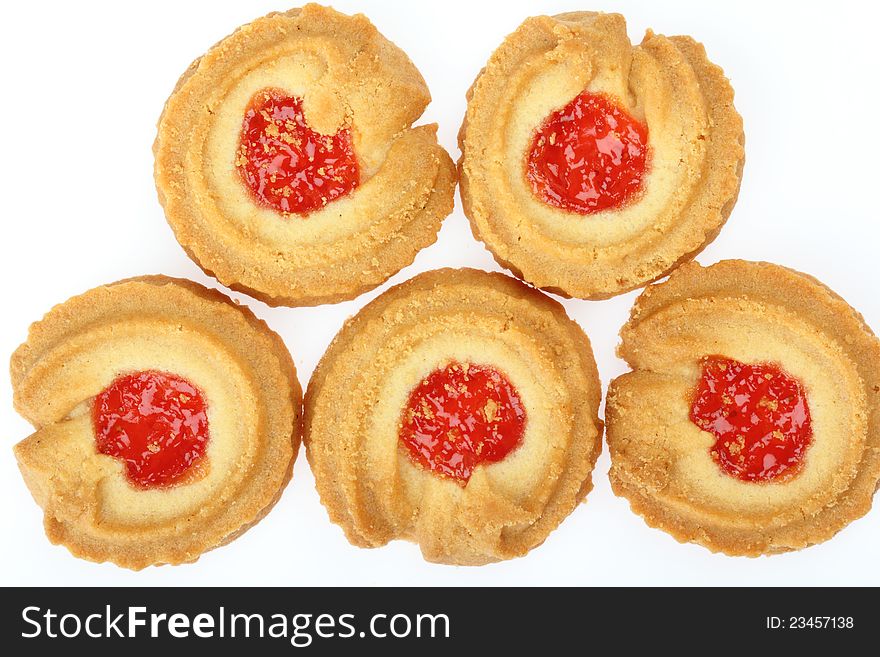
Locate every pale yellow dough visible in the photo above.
<box><xmin>11</xmin><ymin>277</ymin><xmax>301</xmax><ymax>569</ymax></box>
<box><xmin>459</xmin><ymin>12</ymin><xmax>744</xmax><ymax>299</ymax></box>
<box><xmin>606</xmin><ymin>261</ymin><xmax>880</xmax><ymax>555</ymax></box>
<box><xmin>304</xmin><ymin>269</ymin><xmax>603</xmax><ymax>565</ymax></box>
<box><xmin>155</xmin><ymin>4</ymin><xmax>456</xmax><ymax>306</ymax></box>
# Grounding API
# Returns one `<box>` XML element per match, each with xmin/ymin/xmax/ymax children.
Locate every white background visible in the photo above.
<box><xmin>2</xmin><ymin>0</ymin><xmax>878</xmax><ymax>586</ymax></box>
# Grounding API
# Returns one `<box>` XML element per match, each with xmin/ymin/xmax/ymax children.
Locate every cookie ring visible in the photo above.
<box><xmin>155</xmin><ymin>4</ymin><xmax>456</xmax><ymax>306</ymax></box>
<box><xmin>11</xmin><ymin>276</ymin><xmax>301</xmax><ymax>569</ymax></box>
<box><xmin>606</xmin><ymin>260</ymin><xmax>880</xmax><ymax>555</ymax></box>
<box><xmin>459</xmin><ymin>12</ymin><xmax>744</xmax><ymax>299</ymax></box>
<box><xmin>304</xmin><ymin>268</ymin><xmax>603</xmax><ymax>565</ymax></box>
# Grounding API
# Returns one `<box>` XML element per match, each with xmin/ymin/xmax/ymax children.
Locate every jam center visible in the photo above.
<box><xmin>93</xmin><ymin>371</ymin><xmax>209</xmax><ymax>488</ymax></box>
<box><xmin>689</xmin><ymin>356</ymin><xmax>812</xmax><ymax>482</ymax></box>
<box><xmin>526</xmin><ymin>91</ymin><xmax>648</xmax><ymax>214</ymax></box>
<box><xmin>236</xmin><ymin>88</ymin><xmax>359</xmax><ymax>216</ymax></box>
<box><xmin>399</xmin><ymin>362</ymin><xmax>527</xmax><ymax>484</ymax></box>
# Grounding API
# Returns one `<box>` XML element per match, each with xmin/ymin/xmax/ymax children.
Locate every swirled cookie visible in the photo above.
<box><xmin>10</xmin><ymin>277</ymin><xmax>301</xmax><ymax>569</ymax></box>
<box><xmin>304</xmin><ymin>269</ymin><xmax>602</xmax><ymax>564</ymax></box>
<box><xmin>154</xmin><ymin>4</ymin><xmax>456</xmax><ymax>306</ymax></box>
<box><xmin>459</xmin><ymin>12</ymin><xmax>744</xmax><ymax>299</ymax></box>
<box><xmin>606</xmin><ymin>260</ymin><xmax>880</xmax><ymax>555</ymax></box>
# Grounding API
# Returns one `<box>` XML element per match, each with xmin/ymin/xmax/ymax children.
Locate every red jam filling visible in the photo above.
<box><xmin>399</xmin><ymin>362</ymin><xmax>527</xmax><ymax>484</ymax></box>
<box><xmin>236</xmin><ymin>88</ymin><xmax>359</xmax><ymax>216</ymax></box>
<box><xmin>689</xmin><ymin>356</ymin><xmax>812</xmax><ymax>482</ymax></box>
<box><xmin>93</xmin><ymin>371</ymin><xmax>209</xmax><ymax>488</ymax></box>
<box><xmin>526</xmin><ymin>91</ymin><xmax>648</xmax><ymax>214</ymax></box>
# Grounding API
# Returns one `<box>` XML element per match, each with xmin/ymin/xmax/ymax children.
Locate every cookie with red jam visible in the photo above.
<box><xmin>11</xmin><ymin>277</ymin><xmax>300</xmax><ymax>569</ymax></box>
<box><xmin>459</xmin><ymin>12</ymin><xmax>744</xmax><ymax>299</ymax></box>
<box><xmin>154</xmin><ymin>4</ymin><xmax>456</xmax><ymax>306</ymax></box>
<box><xmin>606</xmin><ymin>260</ymin><xmax>880</xmax><ymax>555</ymax></box>
<box><xmin>303</xmin><ymin>269</ymin><xmax>603</xmax><ymax>565</ymax></box>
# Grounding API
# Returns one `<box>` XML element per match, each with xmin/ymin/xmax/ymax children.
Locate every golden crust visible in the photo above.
<box><xmin>303</xmin><ymin>268</ymin><xmax>603</xmax><ymax>565</ymax></box>
<box><xmin>606</xmin><ymin>260</ymin><xmax>880</xmax><ymax>555</ymax></box>
<box><xmin>10</xmin><ymin>276</ymin><xmax>302</xmax><ymax>569</ymax></box>
<box><xmin>154</xmin><ymin>4</ymin><xmax>456</xmax><ymax>307</ymax></box>
<box><xmin>459</xmin><ymin>12</ymin><xmax>745</xmax><ymax>299</ymax></box>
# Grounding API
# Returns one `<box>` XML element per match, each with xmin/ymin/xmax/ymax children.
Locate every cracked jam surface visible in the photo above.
<box><xmin>93</xmin><ymin>371</ymin><xmax>209</xmax><ymax>488</ymax></box>
<box><xmin>690</xmin><ymin>356</ymin><xmax>812</xmax><ymax>482</ymax></box>
<box><xmin>526</xmin><ymin>91</ymin><xmax>648</xmax><ymax>214</ymax></box>
<box><xmin>237</xmin><ymin>88</ymin><xmax>359</xmax><ymax>215</ymax></box>
<box><xmin>399</xmin><ymin>362</ymin><xmax>527</xmax><ymax>484</ymax></box>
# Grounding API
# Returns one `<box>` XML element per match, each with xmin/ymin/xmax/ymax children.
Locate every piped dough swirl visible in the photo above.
<box><xmin>10</xmin><ymin>277</ymin><xmax>300</xmax><ymax>569</ymax></box>
<box><xmin>459</xmin><ymin>12</ymin><xmax>745</xmax><ymax>299</ymax></box>
<box><xmin>154</xmin><ymin>4</ymin><xmax>456</xmax><ymax>306</ymax></box>
<box><xmin>304</xmin><ymin>268</ymin><xmax>603</xmax><ymax>565</ymax></box>
<box><xmin>606</xmin><ymin>260</ymin><xmax>880</xmax><ymax>555</ymax></box>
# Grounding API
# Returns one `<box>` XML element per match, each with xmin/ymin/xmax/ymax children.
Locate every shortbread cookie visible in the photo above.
<box><xmin>155</xmin><ymin>4</ymin><xmax>456</xmax><ymax>306</ymax></box>
<box><xmin>11</xmin><ymin>277</ymin><xmax>301</xmax><ymax>569</ymax></box>
<box><xmin>606</xmin><ymin>260</ymin><xmax>880</xmax><ymax>555</ymax></box>
<box><xmin>304</xmin><ymin>268</ymin><xmax>603</xmax><ymax>565</ymax></box>
<box><xmin>459</xmin><ymin>12</ymin><xmax>744</xmax><ymax>299</ymax></box>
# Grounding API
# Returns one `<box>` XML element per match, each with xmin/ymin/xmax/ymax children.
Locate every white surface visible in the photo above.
<box><xmin>2</xmin><ymin>0</ymin><xmax>878</xmax><ymax>587</ymax></box>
